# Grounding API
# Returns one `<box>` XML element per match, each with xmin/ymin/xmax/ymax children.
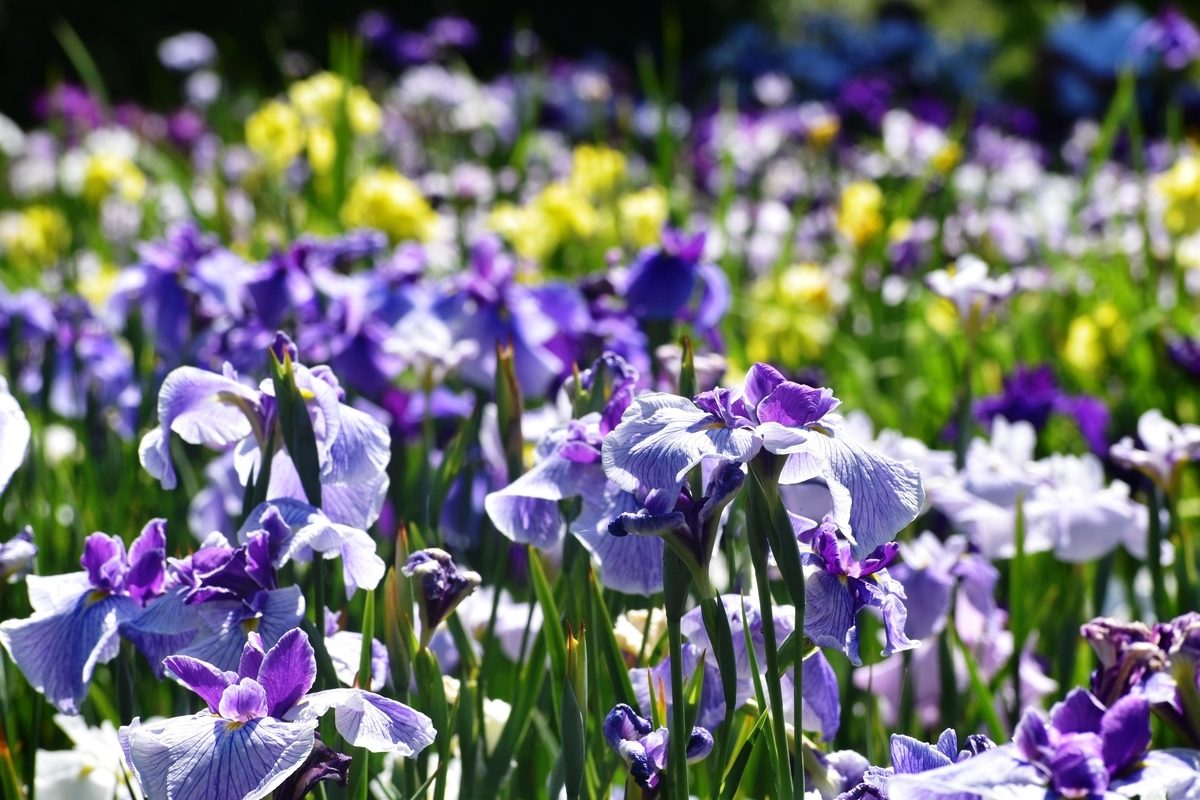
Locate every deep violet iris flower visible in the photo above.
<box><xmin>119</xmin><ymin>629</ymin><xmax>434</xmax><ymax>800</ymax></box>
<box><xmin>620</xmin><ymin>229</ymin><xmax>730</xmax><ymax>338</ymax></box>
<box><xmin>0</xmin><ymin>521</ymin><xmax>167</xmax><ymax>713</ymax></box>
<box><xmin>602</xmin><ymin>362</ymin><xmax>924</xmax><ymax>558</ymax></box>
<box><xmin>603</xmin><ymin>703</ymin><xmax>714</xmax><ymax>790</ymax></box>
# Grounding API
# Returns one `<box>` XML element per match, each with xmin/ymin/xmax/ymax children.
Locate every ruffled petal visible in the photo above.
<box><xmin>602</xmin><ymin>394</ymin><xmax>761</xmax><ymax>494</ymax></box>
<box><xmin>321</xmin><ymin>405</ymin><xmax>391</xmax><ymax>486</ymax></box>
<box><xmin>885</xmin><ymin>746</ymin><xmax>1044</xmax><ymax>800</ymax></box>
<box><xmin>571</xmin><ymin>482</ymin><xmax>664</xmax><ymax>596</ymax></box>
<box><xmin>484</xmin><ymin>450</ymin><xmax>596</xmax><ymax>549</ymax></box>
<box><xmin>785</xmin><ymin>429</ymin><xmax>924</xmax><ymax>558</ymax></box>
<box><xmin>326</xmin><ymin>630</ymin><xmax>389</xmax><ymax>690</ymax></box>
<box><xmin>258</xmin><ymin>628</ymin><xmax>317</xmax><ymax>719</ymax></box>
<box><xmin>120</xmin><ymin>712</ymin><xmax>316</xmax><ymax>800</ymax></box>
<box><xmin>286</xmin><ymin>689</ymin><xmax>435</xmax><ymax>756</ymax></box>
<box><xmin>799</xmin><ymin>651</ymin><xmax>841</xmax><ymax>742</ymax></box>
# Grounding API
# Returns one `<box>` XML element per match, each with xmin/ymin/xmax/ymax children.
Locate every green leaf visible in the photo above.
<box><xmin>429</xmin><ymin>399</ymin><xmax>484</xmax><ymax>535</ymax></box>
<box><xmin>52</xmin><ymin>20</ymin><xmax>110</xmax><ymax>112</ymax></box>
<box><xmin>494</xmin><ymin>341</ymin><xmax>525</xmax><ymax>483</ymax></box>
<box><xmin>561</xmin><ymin>674</ymin><xmax>586</xmax><ymax>800</ymax></box>
<box><xmin>718</xmin><ymin>714</ymin><xmax>769</xmax><ymax>800</ymax></box>
<box><xmin>587</xmin><ymin>572</ymin><xmax>637</xmax><ymax>708</ymax></box>
<box><xmin>269</xmin><ymin>348</ymin><xmax>322</xmax><ymax>508</ymax></box>
<box><xmin>527</xmin><ymin>546</ymin><xmax>567</xmax><ymax>718</ymax></box>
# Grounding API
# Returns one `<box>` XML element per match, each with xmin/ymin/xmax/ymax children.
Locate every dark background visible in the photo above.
<box><xmin>0</xmin><ymin>0</ymin><xmax>761</xmax><ymax>124</ymax></box>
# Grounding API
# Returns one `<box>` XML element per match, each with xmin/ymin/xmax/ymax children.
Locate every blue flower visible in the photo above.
<box><xmin>844</xmin><ymin>729</ymin><xmax>996</xmax><ymax>798</ymax></box>
<box><xmin>119</xmin><ymin>629</ymin><xmax>434</xmax><ymax>800</ymax></box>
<box><xmin>0</xmin><ymin>520</ymin><xmax>167</xmax><ymax>713</ymax></box>
<box><xmin>621</xmin><ymin>229</ymin><xmax>730</xmax><ymax>336</ymax></box>
<box><xmin>402</xmin><ymin>548</ymin><xmax>481</xmax><ymax>645</ymax></box>
<box><xmin>601</xmin><ymin>362</ymin><xmax>923</xmax><ymax>558</ymax></box>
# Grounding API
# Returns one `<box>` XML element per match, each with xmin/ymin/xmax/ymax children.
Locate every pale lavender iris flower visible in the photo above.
<box><xmin>601</xmin><ymin>362</ymin><xmax>924</xmax><ymax>558</ymax></box>
<box><xmin>119</xmin><ymin>629</ymin><xmax>434</xmax><ymax>800</ymax></box>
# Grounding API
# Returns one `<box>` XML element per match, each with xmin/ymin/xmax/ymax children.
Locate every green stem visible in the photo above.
<box><xmin>662</xmin><ymin>550</ymin><xmax>691</xmax><ymax>800</ymax></box>
<box><xmin>1148</xmin><ymin>487</ymin><xmax>1171</xmax><ymax>621</ymax></box>
<box><xmin>745</xmin><ymin>531</ymin><xmax>793</xmax><ymax>800</ymax></box>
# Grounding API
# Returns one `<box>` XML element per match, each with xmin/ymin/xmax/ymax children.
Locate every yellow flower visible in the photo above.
<box><xmin>245</xmin><ymin>101</ymin><xmax>306</xmax><ymax>173</ymax></box>
<box><xmin>807</xmin><ymin>114</ymin><xmax>840</xmax><ymax>148</ymax></box>
<box><xmin>570</xmin><ymin>144</ymin><xmax>625</xmax><ymax>197</ymax></box>
<box><xmin>306</xmin><ymin>125</ymin><xmax>337</xmax><ymax>176</ymax></box>
<box><xmin>487</xmin><ymin>203</ymin><xmax>556</xmax><ymax>260</ymax></box>
<box><xmin>1064</xmin><ymin>316</ymin><xmax>1104</xmax><ymax>374</ymax></box>
<box><xmin>340</xmin><ymin>168</ymin><xmax>437</xmax><ymax>242</ymax></box>
<box><xmin>78</xmin><ymin>261</ymin><xmax>119</xmax><ymax>308</ymax></box>
<box><xmin>288</xmin><ymin>72</ymin><xmax>347</xmax><ymax>124</ymax></box>
<box><xmin>618</xmin><ymin>186</ymin><xmax>668</xmax><ymax>248</ymax></box>
<box><xmin>1156</xmin><ymin>152</ymin><xmax>1200</xmax><ymax>235</ymax></box>
<box><xmin>930</xmin><ymin>141</ymin><xmax>962</xmax><ymax>173</ymax></box>
<box><xmin>346</xmin><ymin>86</ymin><xmax>382</xmax><ymax>136</ymax></box>
<box><xmin>836</xmin><ymin>181</ymin><xmax>884</xmax><ymax>247</ymax></box>
<box><xmin>887</xmin><ymin>217</ymin><xmax>913</xmax><ymax>242</ymax></box>
<box><xmin>745</xmin><ymin>263</ymin><xmax>842</xmax><ymax>366</ymax></box>
<box><xmin>0</xmin><ymin>205</ymin><xmax>70</xmax><ymax>267</ymax></box>
<box><xmin>82</xmin><ymin>153</ymin><xmax>146</xmax><ymax>204</ymax></box>
<box><xmin>539</xmin><ymin>183</ymin><xmax>596</xmax><ymax>239</ymax></box>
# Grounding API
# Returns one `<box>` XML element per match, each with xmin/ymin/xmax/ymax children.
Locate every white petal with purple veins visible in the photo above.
<box><xmin>287</xmin><ymin>689</ymin><xmax>435</xmax><ymax>756</ymax></box>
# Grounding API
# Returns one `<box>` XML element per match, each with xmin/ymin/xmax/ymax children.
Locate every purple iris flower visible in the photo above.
<box><xmin>846</xmin><ymin>729</ymin><xmax>996</xmax><ymax>798</ymax></box>
<box><xmin>607</xmin><ymin>461</ymin><xmax>744</xmax><ymax>593</ymax></box>
<box><xmin>888</xmin><ymin>532</ymin><xmax>998</xmax><ymax>641</ymax></box>
<box><xmin>1081</xmin><ymin>618</ymin><xmax>1173</xmax><ymax>707</ymax></box>
<box><xmin>122</xmin><ymin>508</ymin><xmax>312</xmax><ymax>676</ymax></box>
<box><xmin>884</xmin><ymin>689</ymin><xmax>1195</xmax><ymax>800</ymax></box>
<box><xmin>436</xmin><ymin>236</ymin><xmax>582</xmax><ymax>399</ymax></box>
<box><xmin>1169</xmin><ymin>335</ymin><xmax>1200</xmax><ymax>378</ymax></box>
<box><xmin>603</xmin><ymin>704</ymin><xmax>714</xmax><ymax>790</ymax></box>
<box><xmin>1133</xmin><ymin>5</ymin><xmax>1200</xmax><ymax>70</ymax></box>
<box><xmin>485</xmin><ymin>353</ymin><xmax>668</xmax><ymax>595</ymax></box>
<box><xmin>680</xmin><ymin>594</ymin><xmax>842</xmax><ymax>742</ymax></box>
<box><xmin>973</xmin><ymin>363</ymin><xmax>1109</xmax><ymax>454</ymax></box>
<box><xmin>602</xmin><ymin>362</ymin><xmax>924</xmax><ymax>558</ymax></box>
<box><xmin>426</xmin><ymin>15</ymin><xmax>479</xmax><ymax>48</ymax></box>
<box><xmin>139</xmin><ymin>333</ymin><xmax>392</xmax><ymax>530</ymax></box>
<box><xmin>621</xmin><ymin>230</ymin><xmax>730</xmax><ymax>338</ymax></box>
<box><xmin>0</xmin><ymin>521</ymin><xmax>167</xmax><ymax>713</ymax></box>
<box><xmin>801</xmin><ymin>519</ymin><xmax>916</xmax><ymax>665</ymax></box>
<box><xmin>629</xmin><ymin>643</ymin><xmax>726</xmax><ymax>732</ymax></box>
<box><xmin>402</xmin><ymin>548</ymin><xmax>481</xmax><ymax>646</ymax></box>
<box><xmin>119</xmin><ymin>629</ymin><xmax>434</xmax><ymax>800</ymax></box>
<box><xmin>0</xmin><ymin>527</ymin><xmax>36</xmax><ymax>583</ymax></box>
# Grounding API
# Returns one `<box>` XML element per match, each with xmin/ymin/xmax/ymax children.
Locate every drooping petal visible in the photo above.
<box><xmin>321</xmin><ymin>405</ymin><xmax>391</xmax><ymax>486</ymax></box>
<box><xmin>602</xmin><ymin>394</ymin><xmax>760</xmax><ymax>494</ymax></box>
<box><xmin>0</xmin><ymin>593</ymin><xmax>138</xmax><ymax>714</ymax></box>
<box><xmin>484</xmin><ymin>449</ymin><xmax>592</xmax><ymax>549</ymax></box>
<box><xmin>803</xmin><ymin>571</ymin><xmax>860</xmax><ymax>665</ymax></box>
<box><xmin>143</xmin><ymin>366</ymin><xmax>260</xmax><ymax>490</ymax></box>
<box><xmin>120</xmin><ymin>712</ymin><xmax>316</xmax><ymax>800</ymax></box>
<box><xmin>286</xmin><ymin>689</ymin><xmax>435</xmax><ymax>756</ymax></box>
<box><xmin>326</xmin><ymin>630</ymin><xmax>390</xmax><ymax>690</ymax></box>
<box><xmin>798</xmin><ymin>651</ymin><xmax>841</xmax><ymax>742</ymax></box>
<box><xmin>784</xmin><ymin>429</ymin><xmax>924</xmax><ymax>558</ymax></box>
<box><xmin>571</xmin><ymin>482</ymin><xmax>664</xmax><ymax>596</ymax></box>
<box><xmin>258</xmin><ymin>628</ymin><xmax>317</xmax><ymax>719</ymax></box>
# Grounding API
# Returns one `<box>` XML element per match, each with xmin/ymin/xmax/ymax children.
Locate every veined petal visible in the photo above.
<box><xmin>788</xmin><ymin>429</ymin><xmax>924</xmax><ymax>558</ymax></box>
<box><xmin>0</xmin><ymin>593</ymin><xmax>138</xmax><ymax>714</ymax></box>
<box><xmin>803</xmin><ymin>571</ymin><xmax>860</xmax><ymax>665</ymax></box>
<box><xmin>326</xmin><ymin>630</ymin><xmax>389</xmax><ymax>690</ymax></box>
<box><xmin>138</xmin><ymin>427</ymin><xmax>176</xmax><ymax>491</ymax></box>
<box><xmin>602</xmin><ymin>394</ymin><xmax>760</xmax><ymax>494</ymax></box>
<box><xmin>890</xmin><ymin>735</ymin><xmax>953</xmax><ymax>774</ymax></box>
<box><xmin>120</xmin><ymin>712</ymin><xmax>316</xmax><ymax>800</ymax></box>
<box><xmin>25</xmin><ymin>572</ymin><xmax>92</xmax><ymax>615</ymax></box>
<box><xmin>484</xmin><ymin>450</ymin><xmax>598</xmax><ymax>549</ymax></box>
<box><xmin>258</xmin><ymin>629</ymin><xmax>317</xmax><ymax>719</ymax></box>
<box><xmin>122</xmin><ymin>587</ymin><xmax>205</xmax><ymax>678</ymax></box>
<box><xmin>286</xmin><ymin>689</ymin><xmax>435</xmax><ymax>756</ymax></box>
<box><xmin>571</xmin><ymin>482</ymin><xmax>664</xmax><ymax>596</ymax></box>
<box><xmin>321</xmin><ymin>405</ymin><xmax>391</xmax><ymax>486</ymax></box>
<box><xmin>885</xmin><ymin>746</ymin><xmax>1044</xmax><ymax>800</ymax></box>
<box><xmin>180</xmin><ymin>588</ymin><xmax>305</xmax><ymax>673</ymax></box>
<box><xmin>163</xmin><ymin>656</ymin><xmax>233</xmax><ymax>712</ymax></box>
<box><xmin>159</xmin><ymin>366</ymin><xmax>257</xmax><ymax>450</ymax></box>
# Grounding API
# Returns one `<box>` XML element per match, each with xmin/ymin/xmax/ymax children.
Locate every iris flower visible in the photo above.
<box><xmin>0</xmin><ymin>374</ymin><xmax>31</xmax><ymax>493</ymax></box>
<box><xmin>884</xmin><ymin>690</ymin><xmax>1200</xmax><ymax>800</ymax></box>
<box><xmin>601</xmin><ymin>362</ymin><xmax>923</xmax><ymax>558</ymax></box>
<box><xmin>603</xmin><ymin>704</ymin><xmax>714</xmax><ymax>791</ymax></box>
<box><xmin>485</xmin><ymin>353</ymin><xmax>667</xmax><ymax>595</ymax></box>
<box><xmin>139</xmin><ymin>333</ymin><xmax>391</xmax><ymax>529</ymax></box>
<box><xmin>120</xmin><ymin>629</ymin><xmax>435</xmax><ymax>800</ymax></box>
<box><xmin>0</xmin><ymin>521</ymin><xmax>167</xmax><ymax>713</ymax></box>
